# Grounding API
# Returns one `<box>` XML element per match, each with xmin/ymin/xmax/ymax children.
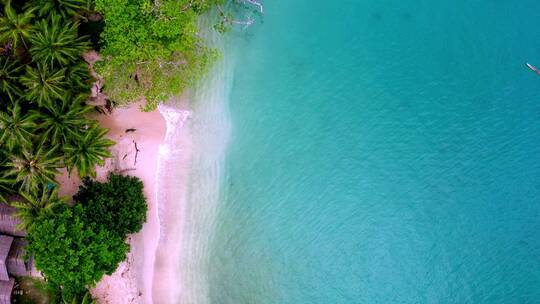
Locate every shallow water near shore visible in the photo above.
<box><xmin>183</xmin><ymin>1</ymin><xmax>540</xmax><ymax>303</ymax></box>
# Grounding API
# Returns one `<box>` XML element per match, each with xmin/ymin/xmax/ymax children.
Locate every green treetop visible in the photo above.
<box><xmin>27</xmin><ymin>204</ymin><xmax>128</xmax><ymax>297</ymax></box>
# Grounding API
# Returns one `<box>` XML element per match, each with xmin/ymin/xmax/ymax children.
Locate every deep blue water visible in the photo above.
<box><xmin>208</xmin><ymin>1</ymin><xmax>540</xmax><ymax>303</ymax></box>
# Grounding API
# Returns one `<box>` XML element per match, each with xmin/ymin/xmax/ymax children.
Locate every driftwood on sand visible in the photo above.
<box><xmin>133</xmin><ymin>141</ymin><xmax>140</xmax><ymax>166</ymax></box>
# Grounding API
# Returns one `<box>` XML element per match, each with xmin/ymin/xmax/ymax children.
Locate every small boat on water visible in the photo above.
<box><xmin>526</xmin><ymin>62</ymin><xmax>540</xmax><ymax>76</ymax></box>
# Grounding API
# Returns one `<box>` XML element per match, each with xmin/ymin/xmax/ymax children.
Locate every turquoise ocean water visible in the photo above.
<box><xmin>186</xmin><ymin>1</ymin><xmax>540</xmax><ymax>303</ymax></box>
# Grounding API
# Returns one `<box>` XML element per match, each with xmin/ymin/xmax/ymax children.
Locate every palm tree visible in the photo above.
<box><xmin>31</xmin><ymin>94</ymin><xmax>95</xmax><ymax>146</ymax></box>
<box><xmin>65</xmin><ymin>61</ymin><xmax>93</xmax><ymax>92</ymax></box>
<box><xmin>29</xmin><ymin>13</ymin><xmax>89</xmax><ymax>67</ymax></box>
<box><xmin>0</xmin><ymin>157</ymin><xmax>15</xmax><ymax>204</ymax></box>
<box><xmin>64</xmin><ymin>125</ymin><xmax>114</xmax><ymax>178</ymax></box>
<box><xmin>0</xmin><ymin>102</ymin><xmax>36</xmax><ymax>151</ymax></box>
<box><xmin>20</xmin><ymin>64</ymin><xmax>67</xmax><ymax>107</ymax></box>
<box><xmin>0</xmin><ymin>3</ymin><xmax>35</xmax><ymax>49</ymax></box>
<box><xmin>0</xmin><ymin>176</ymin><xmax>14</xmax><ymax>204</ymax></box>
<box><xmin>4</xmin><ymin>140</ymin><xmax>62</xmax><ymax>193</ymax></box>
<box><xmin>25</xmin><ymin>0</ymin><xmax>90</xmax><ymax>20</ymax></box>
<box><xmin>0</xmin><ymin>56</ymin><xmax>23</xmax><ymax>101</ymax></box>
<box><xmin>11</xmin><ymin>185</ymin><xmax>66</xmax><ymax>230</ymax></box>
<box><xmin>0</xmin><ymin>149</ymin><xmax>15</xmax><ymax>204</ymax></box>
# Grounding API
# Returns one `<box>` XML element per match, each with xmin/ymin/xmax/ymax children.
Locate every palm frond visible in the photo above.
<box><xmin>0</xmin><ymin>177</ymin><xmax>15</xmax><ymax>204</ymax></box>
<box><xmin>12</xmin><ymin>185</ymin><xmax>67</xmax><ymax>230</ymax></box>
<box><xmin>65</xmin><ymin>61</ymin><xmax>93</xmax><ymax>93</ymax></box>
<box><xmin>0</xmin><ymin>101</ymin><xmax>36</xmax><ymax>151</ymax></box>
<box><xmin>25</xmin><ymin>0</ymin><xmax>90</xmax><ymax>20</ymax></box>
<box><xmin>5</xmin><ymin>142</ymin><xmax>62</xmax><ymax>193</ymax></box>
<box><xmin>0</xmin><ymin>3</ymin><xmax>35</xmax><ymax>49</ymax></box>
<box><xmin>31</xmin><ymin>94</ymin><xmax>95</xmax><ymax>146</ymax></box>
<box><xmin>64</xmin><ymin>125</ymin><xmax>114</xmax><ymax>178</ymax></box>
<box><xmin>29</xmin><ymin>13</ymin><xmax>90</xmax><ymax>67</ymax></box>
<box><xmin>20</xmin><ymin>64</ymin><xmax>67</xmax><ymax>107</ymax></box>
<box><xmin>0</xmin><ymin>56</ymin><xmax>23</xmax><ymax>101</ymax></box>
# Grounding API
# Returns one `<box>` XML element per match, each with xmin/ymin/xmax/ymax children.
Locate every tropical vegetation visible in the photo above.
<box><xmin>0</xmin><ymin>0</ymin><xmax>116</xmax><ymax>301</ymax></box>
<box><xmin>0</xmin><ymin>1</ymin><xmax>112</xmax><ymax>187</ymax></box>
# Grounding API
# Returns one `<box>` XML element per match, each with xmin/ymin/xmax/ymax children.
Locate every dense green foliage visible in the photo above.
<box><xmin>0</xmin><ymin>2</ymin><xmax>119</xmax><ymax>299</ymax></box>
<box><xmin>0</xmin><ymin>0</ymin><xmax>114</xmax><ymax>200</ymax></box>
<box><xmin>27</xmin><ymin>204</ymin><xmax>129</xmax><ymax>297</ymax></box>
<box><xmin>94</xmin><ymin>0</ymin><xmax>223</xmax><ymax>110</ymax></box>
<box><xmin>75</xmin><ymin>173</ymin><xmax>147</xmax><ymax>237</ymax></box>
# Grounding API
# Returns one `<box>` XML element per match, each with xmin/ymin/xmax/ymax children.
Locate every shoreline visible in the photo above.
<box><xmin>152</xmin><ymin>98</ymin><xmax>193</xmax><ymax>303</ymax></box>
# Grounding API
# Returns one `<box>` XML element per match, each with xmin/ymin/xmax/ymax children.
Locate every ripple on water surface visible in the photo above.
<box><xmin>181</xmin><ymin>1</ymin><xmax>540</xmax><ymax>303</ymax></box>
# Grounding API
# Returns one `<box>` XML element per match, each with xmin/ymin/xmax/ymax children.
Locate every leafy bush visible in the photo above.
<box><xmin>75</xmin><ymin>173</ymin><xmax>147</xmax><ymax>237</ymax></box>
<box><xmin>27</xmin><ymin>204</ymin><xmax>128</xmax><ymax>297</ymax></box>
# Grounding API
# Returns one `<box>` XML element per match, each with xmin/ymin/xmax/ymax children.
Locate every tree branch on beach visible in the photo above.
<box><xmin>215</xmin><ymin>0</ymin><xmax>264</xmax><ymax>32</ymax></box>
<box><xmin>238</xmin><ymin>0</ymin><xmax>263</xmax><ymax>13</ymax></box>
<box><xmin>133</xmin><ymin>140</ymin><xmax>140</xmax><ymax>166</ymax></box>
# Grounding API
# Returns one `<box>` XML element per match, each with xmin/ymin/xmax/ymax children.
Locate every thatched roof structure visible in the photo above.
<box><xmin>7</xmin><ymin>238</ymin><xmax>31</xmax><ymax>277</ymax></box>
<box><xmin>0</xmin><ymin>236</ymin><xmax>13</xmax><ymax>281</ymax></box>
<box><xmin>0</xmin><ymin>203</ymin><xmax>30</xmax><ymax>301</ymax></box>
<box><xmin>0</xmin><ymin>278</ymin><xmax>13</xmax><ymax>304</ymax></box>
<box><xmin>0</xmin><ymin>204</ymin><xmax>24</xmax><ymax>237</ymax></box>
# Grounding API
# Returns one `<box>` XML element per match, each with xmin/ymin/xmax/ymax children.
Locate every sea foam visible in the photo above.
<box><xmin>154</xmin><ymin>25</ymin><xmax>234</xmax><ymax>304</ymax></box>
